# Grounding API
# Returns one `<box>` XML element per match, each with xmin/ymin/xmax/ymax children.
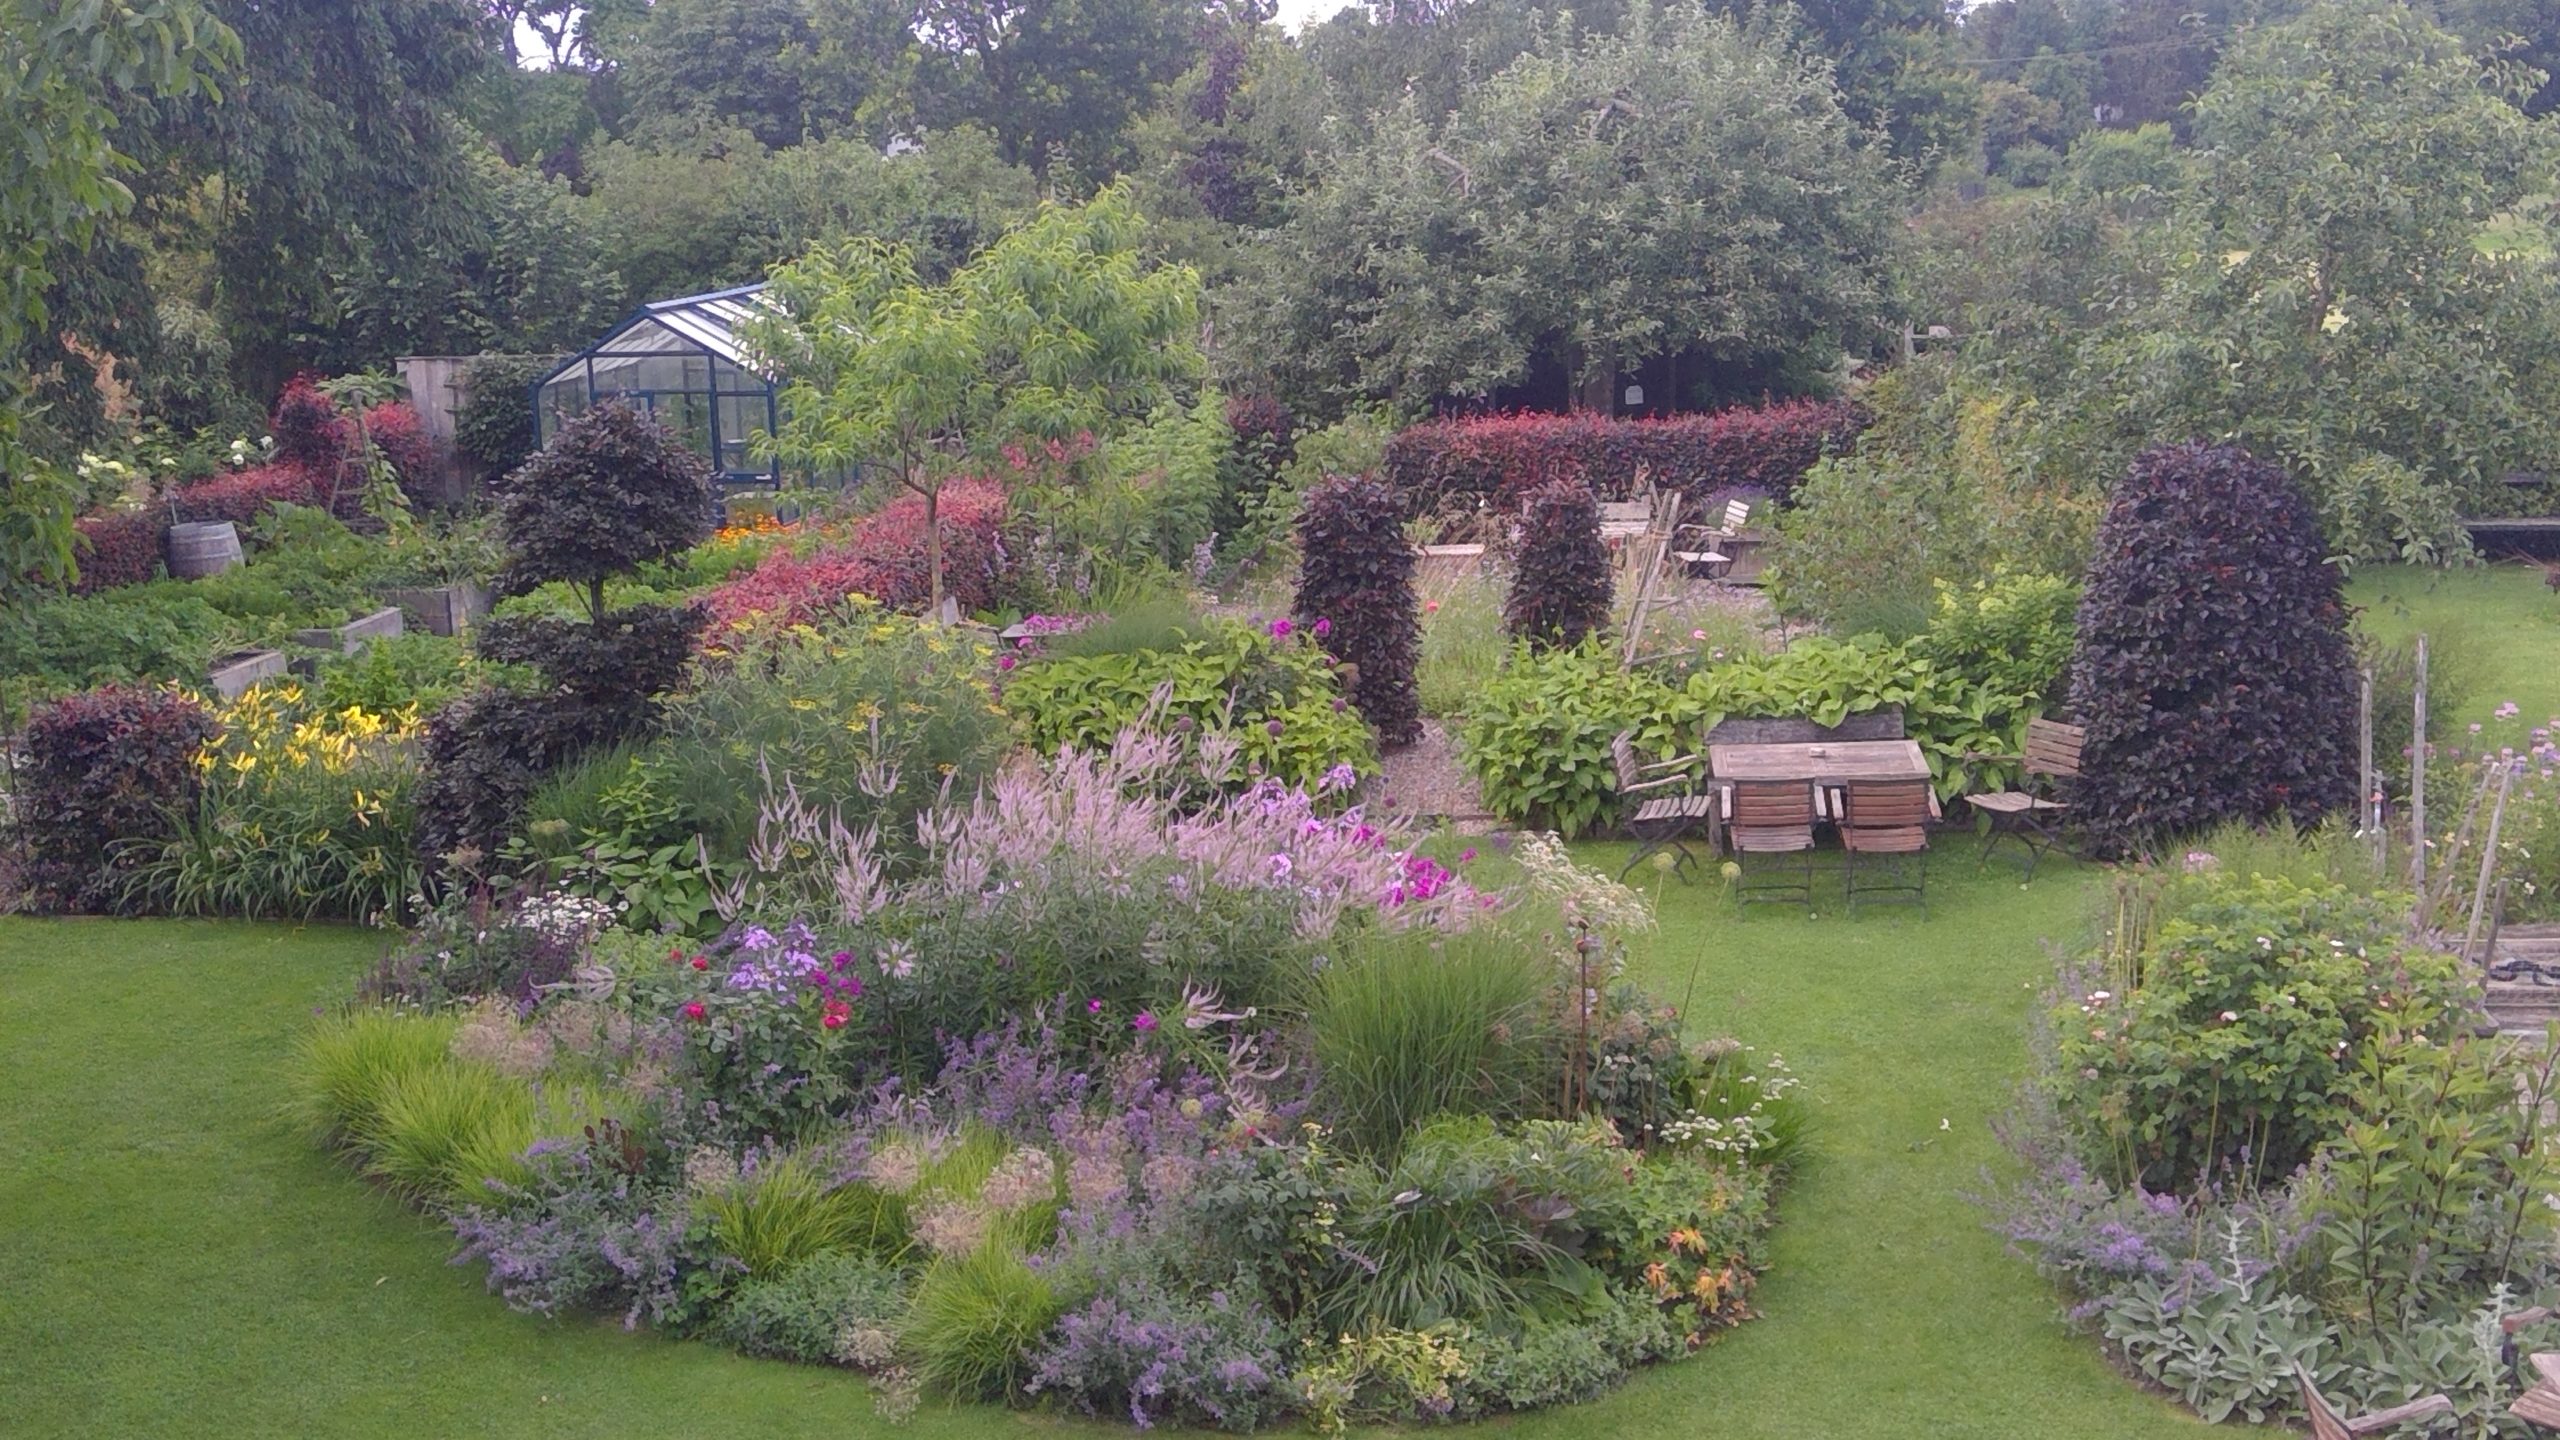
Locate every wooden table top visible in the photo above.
<box><xmin>1707</xmin><ymin>739</ymin><xmax>1930</xmax><ymax>784</ymax></box>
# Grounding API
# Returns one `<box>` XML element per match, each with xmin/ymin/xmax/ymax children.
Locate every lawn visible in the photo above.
<box><xmin>0</xmin><ymin>861</ymin><xmax>2215</xmax><ymax>1439</ymax></box>
<box><xmin>2349</xmin><ymin>560</ymin><xmax>2560</xmax><ymax>729</ymax></box>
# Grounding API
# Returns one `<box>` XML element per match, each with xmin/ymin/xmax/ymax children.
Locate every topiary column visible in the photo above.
<box><xmin>1504</xmin><ymin>478</ymin><xmax>1612</xmax><ymax>650</ymax></box>
<box><xmin>1296</xmin><ymin>472</ymin><xmax>1422</xmax><ymax>748</ymax></box>
<box><xmin>2065</xmin><ymin>442</ymin><xmax>2360</xmax><ymax>857</ymax></box>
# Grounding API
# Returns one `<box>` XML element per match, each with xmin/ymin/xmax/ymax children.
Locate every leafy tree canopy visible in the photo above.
<box><xmin>751</xmin><ymin>184</ymin><xmax>1203</xmax><ymax>608</ymax></box>
<box><xmin>1225</xmin><ymin>3</ymin><xmax>1902</xmax><ymax>418</ymax></box>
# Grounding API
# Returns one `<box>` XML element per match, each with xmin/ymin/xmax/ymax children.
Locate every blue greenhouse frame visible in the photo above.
<box><xmin>532</xmin><ymin>283</ymin><xmax>784</xmax><ymax>492</ymax></box>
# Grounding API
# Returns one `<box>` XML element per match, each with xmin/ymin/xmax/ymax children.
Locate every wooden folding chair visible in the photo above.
<box><xmin>2294</xmin><ymin>1365</ymin><xmax>2451</xmax><ymax>1439</ymax></box>
<box><xmin>1966</xmin><ymin>717</ymin><xmax>2084</xmax><ymax>882</ymax></box>
<box><xmin>1840</xmin><ymin>779</ymin><xmax>1932</xmax><ymax>912</ymax></box>
<box><xmin>1671</xmin><ymin>499</ymin><xmax>1751</xmax><ymax>580</ymax></box>
<box><xmin>1611</xmin><ymin>730</ymin><xmax>1713</xmax><ymax>881</ymax></box>
<box><xmin>1729</xmin><ymin>779</ymin><xmax>1817</xmax><ymax>912</ymax></box>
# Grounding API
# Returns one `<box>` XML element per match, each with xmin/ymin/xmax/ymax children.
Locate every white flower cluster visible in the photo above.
<box><xmin>1513</xmin><ymin>831</ymin><xmax>1658</xmax><ymax>937</ymax></box>
<box><xmin>510</xmin><ymin>889</ymin><xmax>620</xmax><ymax>944</ymax></box>
<box><xmin>1660</xmin><ymin>1050</ymin><xmax>1798</xmax><ymax>1159</ymax></box>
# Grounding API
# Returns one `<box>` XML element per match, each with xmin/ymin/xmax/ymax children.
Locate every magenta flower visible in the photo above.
<box><xmin>830</xmin><ymin>950</ymin><xmax>853</xmax><ymax>971</ymax></box>
<box><xmin>1086</xmin><ymin>997</ymin><xmax>1105</xmax><ymax>1014</ymax></box>
<box><xmin>1312</xmin><ymin>617</ymin><xmax>1333</xmax><ymax>639</ymax></box>
<box><xmin>998</xmin><ymin>654</ymin><xmax>1017</xmax><ymax>671</ymax></box>
<box><xmin>1132</xmin><ymin>1010</ymin><xmax>1160</xmax><ymax>1032</ymax></box>
<box><xmin>681</xmin><ymin>1001</ymin><xmax>707</xmax><ymax>1022</ymax></box>
<box><xmin>1459</xmin><ymin>847</ymin><xmax>1478</xmax><ymax>863</ymax></box>
<box><xmin>1269</xmin><ymin>618</ymin><xmax>1294</xmax><ymax>639</ymax></box>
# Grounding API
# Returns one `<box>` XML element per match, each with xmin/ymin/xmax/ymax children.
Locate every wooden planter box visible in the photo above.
<box><xmin>378</xmin><ymin>582</ymin><xmax>491</xmax><ymax>637</ymax></box>
<box><xmin>292</xmin><ymin>606</ymin><xmax>406</xmax><ymax>656</ymax></box>
<box><xmin>207</xmin><ymin>648</ymin><xmax>288</xmax><ymax>700</ymax></box>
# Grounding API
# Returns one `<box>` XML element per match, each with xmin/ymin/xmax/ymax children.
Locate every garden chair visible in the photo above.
<box><xmin>2293</xmin><ymin>1365</ymin><xmax>2452</xmax><ymax>1439</ymax></box>
<box><xmin>1839</xmin><ymin>779</ymin><xmax>1932</xmax><ymax>912</ymax></box>
<box><xmin>1671</xmin><ymin>499</ymin><xmax>1751</xmax><ymax>580</ymax></box>
<box><xmin>1965</xmin><ymin>717</ymin><xmax>2084</xmax><ymax>882</ymax></box>
<box><xmin>2499</xmin><ymin>1308</ymin><xmax>2560</xmax><ymax>1431</ymax></box>
<box><xmin>1728</xmin><ymin>779</ymin><xmax>1817</xmax><ymax>912</ymax></box>
<box><xmin>1611</xmin><ymin>730</ymin><xmax>1714</xmax><ymax>881</ymax></box>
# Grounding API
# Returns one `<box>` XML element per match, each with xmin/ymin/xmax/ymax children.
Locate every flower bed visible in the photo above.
<box><xmin>303</xmin><ymin>735</ymin><xmax>1798</xmax><ymax>1429</ymax></box>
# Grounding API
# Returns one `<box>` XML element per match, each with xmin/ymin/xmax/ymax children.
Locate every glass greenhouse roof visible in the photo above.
<box><xmin>534</xmin><ymin>283</ymin><xmax>783</xmax><ymax>489</ymax></box>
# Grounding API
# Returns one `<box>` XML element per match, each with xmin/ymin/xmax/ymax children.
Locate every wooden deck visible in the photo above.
<box><xmin>2478</xmin><ymin>924</ymin><xmax>2560</xmax><ymax>1034</ymax></box>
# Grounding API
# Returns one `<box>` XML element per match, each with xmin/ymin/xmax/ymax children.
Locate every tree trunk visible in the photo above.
<box><xmin>925</xmin><ymin>485</ymin><xmax>944</xmax><ymax>620</ymax></box>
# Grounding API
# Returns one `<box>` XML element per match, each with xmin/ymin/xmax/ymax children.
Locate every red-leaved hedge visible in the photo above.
<box><xmin>169</xmin><ymin>463</ymin><xmax>337</xmax><ymax>529</ymax></box>
<box><xmin>1382</xmin><ymin>398</ymin><xmax>1865</xmax><ymax>517</ymax></box>
<box><xmin>701</xmin><ymin>479</ymin><xmax>1012</xmax><ymax>634</ymax></box>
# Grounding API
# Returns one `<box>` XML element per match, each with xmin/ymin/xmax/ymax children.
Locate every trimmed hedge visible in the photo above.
<box><xmin>12</xmin><ymin>685</ymin><xmax>217</xmax><ymax>913</ymax></box>
<box><xmin>2065</xmin><ymin>442</ymin><xmax>2361</xmax><ymax>857</ymax></box>
<box><xmin>1505</xmin><ymin>480</ymin><xmax>1612</xmax><ymax>651</ymax></box>
<box><xmin>1295</xmin><ymin>472</ymin><xmax>1421</xmax><ymax>746</ymax></box>
<box><xmin>1382</xmin><ymin>398</ymin><xmax>1864</xmax><ymax>518</ymax></box>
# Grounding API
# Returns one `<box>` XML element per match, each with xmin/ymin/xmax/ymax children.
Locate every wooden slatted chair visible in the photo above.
<box><xmin>1729</xmin><ymin>779</ymin><xmax>1817</xmax><ymax>912</ymax></box>
<box><xmin>1672</xmin><ymin>499</ymin><xmax>1751</xmax><ymax>580</ymax></box>
<box><xmin>1611</xmin><ymin>730</ymin><xmax>1713</xmax><ymax>881</ymax></box>
<box><xmin>2294</xmin><ymin>1365</ymin><xmax>2452</xmax><ymax>1440</ymax></box>
<box><xmin>1967</xmin><ymin>717</ymin><xmax>2085</xmax><ymax>881</ymax></box>
<box><xmin>1840</xmin><ymin>779</ymin><xmax>1932</xmax><ymax>912</ymax></box>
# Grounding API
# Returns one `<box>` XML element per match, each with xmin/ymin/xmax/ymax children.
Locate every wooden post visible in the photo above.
<box><xmin>2464</xmin><ymin>761</ymin><xmax>2515</xmax><ymax>966</ymax></box>
<box><xmin>2357</xmin><ymin>668</ymin><xmax>2375</xmax><ymax>844</ymax></box>
<box><xmin>2410</xmin><ymin>635</ymin><xmax>2428</xmax><ymax>906</ymax></box>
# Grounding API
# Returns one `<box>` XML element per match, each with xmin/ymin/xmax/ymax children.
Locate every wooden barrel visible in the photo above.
<box><xmin>166</xmin><ymin>521</ymin><xmax>242</xmax><ymax>579</ymax></box>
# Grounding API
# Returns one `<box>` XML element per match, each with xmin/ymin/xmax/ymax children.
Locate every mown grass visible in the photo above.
<box><xmin>0</xmin><ymin>871</ymin><xmax>2218</xmax><ymax>1438</ymax></box>
<box><xmin>2350</xmin><ymin>560</ymin><xmax>2560</xmax><ymax>728</ymax></box>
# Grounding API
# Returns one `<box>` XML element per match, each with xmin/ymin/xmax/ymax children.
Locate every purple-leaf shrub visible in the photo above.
<box><xmin>1505</xmin><ymin>479</ymin><xmax>1612</xmax><ymax>650</ymax></box>
<box><xmin>1294</xmin><ymin>473</ymin><xmax>1423</xmax><ymax>747</ymax></box>
<box><xmin>2064</xmin><ymin>442</ymin><xmax>2360</xmax><ymax>857</ymax></box>
<box><xmin>14</xmin><ymin>684</ymin><xmax>216</xmax><ymax>913</ymax></box>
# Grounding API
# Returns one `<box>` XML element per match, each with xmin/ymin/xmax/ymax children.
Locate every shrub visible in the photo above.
<box><xmin>361</xmin><ymin>401</ymin><xmax>438</xmax><ymax>503</ymax></box>
<box><xmin>1458</xmin><ymin>644</ymin><xmax>1692</xmax><ymax>838</ymax></box>
<box><xmin>0</xmin><ymin>587</ymin><xmax>243</xmax><ymax>702</ymax></box>
<box><xmin>291</xmin><ymin>1009</ymin><xmax>463</xmax><ymax>1146</ymax></box>
<box><xmin>1505</xmin><ymin>480</ymin><xmax>1611</xmax><ymax>650</ymax></box>
<box><xmin>1313</xmin><ymin>1118</ymin><xmax>1624</xmax><ymax>1336</ymax></box>
<box><xmin>1305</xmin><ymin>928</ymin><xmax>1559</xmax><ymax>1156</ymax></box>
<box><xmin>700</xmin><ymin>479</ymin><xmax>1011</xmax><ymax>629</ymax></box>
<box><xmin>1908</xmin><ymin>570</ymin><xmax>2080</xmax><ymax>715</ymax></box>
<box><xmin>271</xmin><ymin>374</ymin><xmax>352</xmax><ymax>474</ymax></box>
<box><xmin>1295</xmin><ymin>473</ymin><xmax>1422</xmax><ymax>746</ymax></box>
<box><xmin>454</xmin><ymin>353</ymin><xmax>563</xmax><ymax>481</ymax></box>
<box><xmin>71</xmin><ymin>509</ymin><xmax>167</xmax><ymax>592</ymax></box>
<box><xmin>1381</xmin><ymin>400</ymin><xmax>1864</xmax><ymax>519</ymax></box>
<box><xmin>718</xmin><ymin>1252</ymin><xmax>908</xmax><ymax>1365</ymax></box>
<box><xmin>1215</xmin><ymin>392</ymin><xmax>1296</xmax><ymax>555</ymax></box>
<box><xmin>1028</xmin><ymin>1280</ymin><xmax>1289</xmax><ymax>1431</ymax></box>
<box><xmin>1683</xmin><ymin>634</ymin><xmax>2030</xmax><ymax>797</ymax></box>
<box><xmin>2066</xmin><ymin>443</ymin><xmax>2361</xmax><ymax>857</ymax></box>
<box><xmin>494</xmin><ymin>401</ymin><xmax>714</xmax><ymax>622</ymax></box>
<box><xmin>167</xmin><ymin>463</ymin><xmax>334</xmax><ymax>531</ymax></box>
<box><xmin>660</xmin><ymin>614</ymin><xmax>1009</xmax><ymax>858</ymax></box>
<box><xmin>312</xmin><ymin>633</ymin><xmax>483</xmax><ymax>714</ymax></box>
<box><xmin>449</xmin><ymin>1138</ymin><xmax>702</xmax><ymax>1329</ymax></box>
<box><xmin>2054</xmin><ymin>875</ymin><xmax>2471</xmax><ymax>1192</ymax></box>
<box><xmin>904</xmin><ymin>1243</ymin><xmax>1061</xmax><ymax>1400</ymax></box>
<box><xmin>11</xmin><ymin>684</ymin><xmax>217</xmax><ymax>912</ymax></box>
<box><xmin>1001</xmin><ymin>618</ymin><xmax>1378</xmax><ymax>796</ymax></box>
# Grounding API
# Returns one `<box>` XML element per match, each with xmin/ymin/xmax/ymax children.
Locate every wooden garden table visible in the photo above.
<box><xmin>1706</xmin><ymin>739</ymin><xmax>1937</xmax><ymax>821</ymax></box>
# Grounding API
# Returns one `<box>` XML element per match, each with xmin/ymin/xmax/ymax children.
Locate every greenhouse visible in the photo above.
<box><xmin>533</xmin><ymin>283</ymin><xmax>782</xmax><ymax>490</ymax></box>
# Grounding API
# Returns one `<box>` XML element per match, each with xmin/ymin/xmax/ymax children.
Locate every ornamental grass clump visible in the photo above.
<box><xmin>1305</xmin><ymin>927</ymin><xmax>1559</xmax><ymax>1157</ymax></box>
<box><xmin>1294</xmin><ymin>472</ymin><xmax>1422</xmax><ymax>746</ymax></box>
<box><xmin>292</xmin><ymin>1008</ymin><xmax>462</xmax><ymax>1146</ymax></box>
<box><xmin>2065</xmin><ymin>442</ymin><xmax>2360</xmax><ymax>858</ymax></box>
